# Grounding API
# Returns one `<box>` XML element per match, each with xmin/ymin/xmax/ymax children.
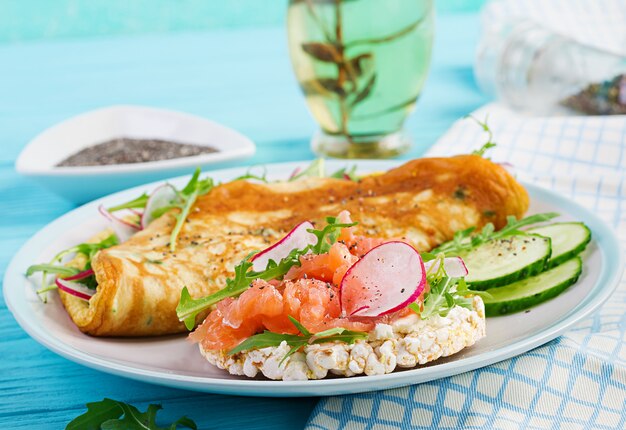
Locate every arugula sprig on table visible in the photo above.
<box><xmin>228</xmin><ymin>316</ymin><xmax>368</xmax><ymax>364</ymax></box>
<box><xmin>25</xmin><ymin>234</ymin><xmax>118</xmax><ymax>302</ymax></box>
<box><xmin>409</xmin><ymin>254</ymin><xmax>491</xmax><ymax>319</ymax></box>
<box><xmin>431</xmin><ymin>213</ymin><xmax>559</xmax><ymax>257</ymax></box>
<box><xmin>176</xmin><ymin>216</ymin><xmax>357</xmax><ymax>330</ymax></box>
<box><xmin>65</xmin><ymin>398</ymin><xmax>196</xmax><ymax>430</ymax></box>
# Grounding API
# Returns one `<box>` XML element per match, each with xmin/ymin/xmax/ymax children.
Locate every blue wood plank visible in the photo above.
<box><xmin>0</xmin><ymin>13</ymin><xmax>487</xmax><ymax>430</ymax></box>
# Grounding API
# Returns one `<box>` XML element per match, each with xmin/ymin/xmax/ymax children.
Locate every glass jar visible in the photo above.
<box><xmin>475</xmin><ymin>19</ymin><xmax>626</xmax><ymax>115</ymax></box>
<box><xmin>287</xmin><ymin>0</ymin><xmax>435</xmax><ymax>158</ymax></box>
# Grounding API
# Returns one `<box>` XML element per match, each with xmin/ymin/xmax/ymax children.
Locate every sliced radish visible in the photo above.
<box><xmin>251</xmin><ymin>221</ymin><xmax>317</xmax><ymax>272</ymax></box>
<box><xmin>424</xmin><ymin>257</ymin><xmax>468</xmax><ymax>278</ymax></box>
<box><xmin>340</xmin><ymin>241</ymin><xmax>426</xmax><ymax>317</ymax></box>
<box><xmin>56</xmin><ymin>278</ymin><xmax>96</xmax><ymax>301</ymax></box>
<box><xmin>142</xmin><ymin>184</ymin><xmax>178</xmax><ymax>228</ymax></box>
<box><xmin>99</xmin><ymin>205</ymin><xmax>140</xmax><ymax>242</ymax></box>
<box><xmin>63</xmin><ymin>269</ymin><xmax>94</xmax><ymax>281</ymax></box>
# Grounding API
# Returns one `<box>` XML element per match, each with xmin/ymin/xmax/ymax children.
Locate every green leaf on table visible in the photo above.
<box><xmin>66</xmin><ymin>398</ymin><xmax>197</xmax><ymax>430</ymax></box>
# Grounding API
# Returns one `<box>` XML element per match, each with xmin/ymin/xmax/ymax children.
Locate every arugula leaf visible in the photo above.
<box><xmin>289</xmin><ymin>159</ymin><xmax>325</xmax><ymax>181</ymax></box>
<box><xmin>467</xmin><ymin>114</ymin><xmax>497</xmax><ymax>158</ymax></box>
<box><xmin>329</xmin><ymin>165</ymin><xmax>359</xmax><ymax>181</ymax></box>
<box><xmin>431</xmin><ymin>212</ymin><xmax>559</xmax><ymax>256</ymax></box>
<box><xmin>227</xmin><ymin>316</ymin><xmax>368</xmax><ymax>364</ymax></box>
<box><xmin>26</xmin><ymin>233</ymin><xmax>118</xmax><ymax>302</ymax></box>
<box><xmin>232</xmin><ymin>165</ymin><xmax>269</xmax><ymax>183</ymax></box>
<box><xmin>165</xmin><ymin>168</ymin><xmax>214</xmax><ymax>252</ymax></box>
<box><xmin>411</xmin><ymin>254</ymin><xmax>490</xmax><ymax>319</ymax></box>
<box><xmin>107</xmin><ymin>193</ymin><xmax>150</xmax><ymax>213</ymax></box>
<box><xmin>176</xmin><ymin>217</ymin><xmax>359</xmax><ymax>330</ymax></box>
<box><xmin>308</xmin><ymin>216</ymin><xmax>357</xmax><ymax>254</ymax></box>
<box><xmin>176</xmin><ymin>248</ymin><xmax>311</xmax><ymax>330</ymax></box>
<box><xmin>107</xmin><ymin>168</ymin><xmax>214</xmax><ymax>252</ymax></box>
<box><xmin>65</xmin><ymin>398</ymin><xmax>196</xmax><ymax>430</ymax></box>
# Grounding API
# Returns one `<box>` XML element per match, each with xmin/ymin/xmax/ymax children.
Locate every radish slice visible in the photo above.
<box><xmin>99</xmin><ymin>205</ymin><xmax>140</xmax><ymax>242</ymax></box>
<box><xmin>251</xmin><ymin>221</ymin><xmax>317</xmax><ymax>272</ymax></box>
<box><xmin>55</xmin><ymin>278</ymin><xmax>96</xmax><ymax>301</ymax></box>
<box><xmin>142</xmin><ymin>184</ymin><xmax>178</xmax><ymax>228</ymax></box>
<box><xmin>340</xmin><ymin>241</ymin><xmax>426</xmax><ymax>317</ymax></box>
<box><xmin>63</xmin><ymin>269</ymin><xmax>94</xmax><ymax>281</ymax></box>
<box><xmin>424</xmin><ymin>257</ymin><xmax>468</xmax><ymax>278</ymax></box>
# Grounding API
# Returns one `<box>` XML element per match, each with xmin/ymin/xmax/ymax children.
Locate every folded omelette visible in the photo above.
<box><xmin>60</xmin><ymin>155</ymin><xmax>529</xmax><ymax>336</ymax></box>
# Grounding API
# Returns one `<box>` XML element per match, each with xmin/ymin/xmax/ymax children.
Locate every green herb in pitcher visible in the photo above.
<box><xmin>287</xmin><ymin>0</ymin><xmax>434</xmax><ymax>158</ymax></box>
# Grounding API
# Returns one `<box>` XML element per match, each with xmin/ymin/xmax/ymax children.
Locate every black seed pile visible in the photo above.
<box><xmin>56</xmin><ymin>138</ymin><xmax>218</xmax><ymax>167</ymax></box>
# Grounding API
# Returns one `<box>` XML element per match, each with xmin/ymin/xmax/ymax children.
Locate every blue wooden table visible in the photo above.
<box><xmin>0</xmin><ymin>12</ymin><xmax>487</xmax><ymax>429</ymax></box>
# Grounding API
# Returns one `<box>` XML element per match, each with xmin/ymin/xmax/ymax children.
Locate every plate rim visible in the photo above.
<box><xmin>4</xmin><ymin>160</ymin><xmax>624</xmax><ymax>397</ymax></box>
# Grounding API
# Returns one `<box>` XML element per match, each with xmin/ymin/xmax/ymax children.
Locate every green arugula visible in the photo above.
<box><xmin>409</xmin><ymin>254</ymin><xmax>491</xmax><ymax>319</ymax></box>
<box><xmin>26</xmin><ymin>234</ymin><xmax>118</xmax><ymax>302</ymax></box>
<box><xmin>164</xmin><ymin>168</ymin><xmax>214</xmax><ymax>252</ymax></box>
<box><xmin>431</xmin><ymin>212</ymin><xmax>559</xmax><ymax>257</ymax></box>
<box><xmin>329</xmin><ymin>164</ymin><xmax>359</xmax><ymax>181</ymax></box>
<box><xmin>107</xmin><ymin>193</ymin><xmax>150</xmax><ymax>213</ymax></box>
<box><xmin>228</xmin><ymin>316</ymin><xmax>368</xmax><ymax>365</ymax></box>
<box><xmin>108</xmin><ymin>168</ymin><xmax>214</xmax><ymax>252</ymax></box>
<box><xmin>232</xmin><ymin>165</ymin><xmax>269</xmax><ymax>183</ymax></box>
<box><xmin>176</xmin><ymin>217</ymin><xmax>357</xmax><ymax>330</ymax></box>
<box><xmin>467</xmin><ymin>114</ymin><xmax>497</xmax><ymax>158</ymax></box>
<box><xmin>289</xmin><ymin>158</ymin><xmax>326</xmax><ymax>181</ymax></box>
<box><xmin>65</xmin><ymin>398</ymin><xmax>196</xmax><ymax>430</ymax></box>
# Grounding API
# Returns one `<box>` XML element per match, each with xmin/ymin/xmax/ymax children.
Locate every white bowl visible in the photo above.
<box><xmin>15</xmin><ymin>105</ymin><xmax>256</xmax><ymax>203</ymax></box>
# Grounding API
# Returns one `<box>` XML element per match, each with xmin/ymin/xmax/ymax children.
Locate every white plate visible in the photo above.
<box><xmin>4</xmin><ymin>160</ymin><xmax>623</xmax><ymax>397</ymax></box>
<box><xmin>15</xmin><ymin>105</ymin><xmax>255</xmax><ymax>203</ymax></box>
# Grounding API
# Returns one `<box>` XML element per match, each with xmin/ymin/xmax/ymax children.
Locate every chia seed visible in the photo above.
<box><xmin>56</xmin><ymin>137</ymin><xmax>218</xmax><ymax>167</ymax></box>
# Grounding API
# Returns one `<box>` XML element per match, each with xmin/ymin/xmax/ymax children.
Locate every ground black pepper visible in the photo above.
<box><xmin>57</xmin><ymin>138</ymin><xmax>218</xmax><ymax>167</ymax></box>
<box><xmin>562</xmin><ymin>74</ymin><xmax>626</xmax><ymax>115</ymax></box>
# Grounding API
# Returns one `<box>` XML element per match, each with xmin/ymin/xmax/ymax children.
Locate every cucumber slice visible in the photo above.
<box><xmin>528</xmin><ymin>222</ymin><xmax>591</xmax><ymax>268</ymax></box>
<box><xmin>462</xmin><ymin>235</ymin><xmax>551</xmax><ymax>290</ymax></box>
<box><xmin>483</xmin><ymin>257</ymin><xmax>582</xmax><ymax>316</ymax></box>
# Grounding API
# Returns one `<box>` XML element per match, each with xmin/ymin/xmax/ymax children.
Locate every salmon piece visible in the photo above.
<box><xmin>337</xmin><ymin>210</ymin><xmax>387</xmax><ymax>257</ymax></box>
<box><xmin>285</xmin><ymin>242</ymin><xmax>357</xmax><ymax>285</ymax></box>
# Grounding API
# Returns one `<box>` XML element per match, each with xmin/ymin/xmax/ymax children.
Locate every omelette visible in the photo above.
<box><xmin>60</xmin><ymin>155</ymin><xmax>529</xmax><ymax>336</ymax></box>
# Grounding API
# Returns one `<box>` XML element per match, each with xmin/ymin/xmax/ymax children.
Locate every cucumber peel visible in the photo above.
<box><xmin>483</xmin><ymin>257</ymin><xmax>582</xmax><ymax>316</ymax></box>
<box><xmin>528</xmin><ymin>222</ymin><xmax>591</xmax><ymax>268</ymax></box>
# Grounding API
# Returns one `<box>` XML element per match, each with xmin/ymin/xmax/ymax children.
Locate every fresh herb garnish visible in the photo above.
<box><xmin>329</xmin><ymin>164</ymin><xmax>359</xmax><ymax>181</ymax></box>
<box><xmin>176</xmin><ymin>217</ymin><xmax>357</xmax><ymax>330</ymax></box>
<box><xmin>228</xmin><ymin>316</ymin><xmax>368</xmax><ymax>365</ymax></box>
<box><xmin>409</xmin><ymin>254</ymin><xmax>490</xmax><ymax>319</ymax></box>
<box><xmin>108</xmin><ymin>168</ymin><xmax>214</xmax><ymax>251</ymax></box>
<box><xmin>467</xmin><ymin>115</ymin><xmax>497</xmax><ymax>158</ymax></box>
<box><xmin>107</xmin><ymin>193</ymin><xmax>150</xmax><ymax>213</ymax></box>
<box><xmin>26</xmin><ymin>234</ymin><xmax>118</xmax><ymax>302</ymax></box>
<box><xmin>431</xmin><ymin>213</ymin><xmax>559</xmax><ymax>256</ymax></box>
<box><xmin>65</xmin><ymin>398</ymin><xmax>196</xmax><ymax>430</ymax></box>
<box><xmin>232</xmin><ymin>165</ymin><xmax>269</xmax><ymax>183</ymax></box>
<box><xmin>165</xmin><ymin>168</ymin><xmax>214</xmax><ymax>252</ymax></box>
<box><xmin>289</xmin><ymin>159</ymin><xmax>325</xmax><ymax>181</ymax></box>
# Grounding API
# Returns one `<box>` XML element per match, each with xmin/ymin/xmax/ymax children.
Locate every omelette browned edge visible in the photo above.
<box><xmin>60</xmin><ymin>155</ymin><xmax>529</xmax><ymax>336</ymax></box>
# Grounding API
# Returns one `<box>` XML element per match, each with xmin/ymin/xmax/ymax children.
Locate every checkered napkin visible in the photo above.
<box><xmin>305</xmin><ymin>103</ymin><xmax>626</xmax><ymax>429</ymax></box>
